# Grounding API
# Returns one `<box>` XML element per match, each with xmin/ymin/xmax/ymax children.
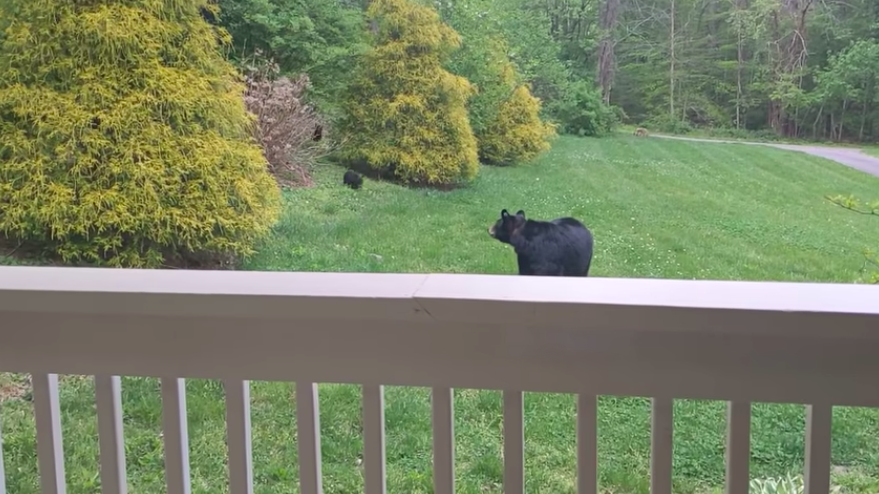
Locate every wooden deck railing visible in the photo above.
<box><xmin>1</xmin><ymin>266</ymin><xmax>878</xmax><ymax>494</ymax></box>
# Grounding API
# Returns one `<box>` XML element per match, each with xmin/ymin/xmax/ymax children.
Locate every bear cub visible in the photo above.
<box><xmin>488</xmin><ymin>209</ymin><xmax>594</xmax><ymax>277</ymax></box>
<box><xmin>343</xmin><ymin>170</ymin><xmax>363</xmax><ymax>190</ymax></box>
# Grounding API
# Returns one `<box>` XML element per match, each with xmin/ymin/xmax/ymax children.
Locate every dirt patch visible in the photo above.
<box><xmin>0</xmin><ymin>373</ymin><xmax>32</xmax><ymax>402</ymax></box>
<box><xmin>0</xmin><ymin>373</ymin><xmax>97</xmax><ymax>404</ymax></box>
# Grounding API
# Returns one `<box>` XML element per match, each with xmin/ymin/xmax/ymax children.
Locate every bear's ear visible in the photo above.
<box><xmin>515</xmin><ymin>210</ymin><xmax>526</xmax><ymax>218</ymax></box>
<box><xmin>501</xmin><ymin>209</ymin><xmax>510</xmax><ymax>218</ymax></box>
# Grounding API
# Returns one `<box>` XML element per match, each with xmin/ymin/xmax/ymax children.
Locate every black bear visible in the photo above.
<box><xmin>343</xmin><ymin>170</ymin><xmax>363</xmax><ymax>190</ymax></box>
<box><xmin>488</xmin><ymin>209</ymin><xmax>594</xmax><ymax>276</ymax></box>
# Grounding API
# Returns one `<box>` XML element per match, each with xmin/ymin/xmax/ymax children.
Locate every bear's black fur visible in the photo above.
<box><xmin>343</xmin><ymin>170</ymin><xmax>363</xmax><ymax>190</ymax></box>
<box><xmin>488</xmin><ymin>209</ymin><xmax>594</xmax><ymax>276</ymax></box>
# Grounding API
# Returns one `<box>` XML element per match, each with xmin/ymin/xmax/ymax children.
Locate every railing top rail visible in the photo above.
<box><xmin>2</xmin><ymin>266</ymin><xmax>879</xmax><ymax>405</ymax></box>
<box><xmin>0</xmin><ymin>265</ymin><xmax>876</xmax><ymax>319</ymax></box>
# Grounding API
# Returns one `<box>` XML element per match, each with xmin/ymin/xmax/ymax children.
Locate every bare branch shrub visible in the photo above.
<box><xmin>241</xmin><ymin>54</ymin><xmax>332</xmax><ymax>188</ymax></box>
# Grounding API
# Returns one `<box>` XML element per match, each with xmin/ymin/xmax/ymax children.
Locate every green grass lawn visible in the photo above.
<box><xmin>4</xmin><ymin>135</ymin><xmax>879</xmax><ymax>494</ymax></box>
<box><xmin>249</xmin><ymin>135</ymin><xmax>879</xmax><ymax>281</ymax></box>
<box><xmin>624</xmin><ymin>124</ymin><xmax>879</xmax><ymax>152</ymax></box>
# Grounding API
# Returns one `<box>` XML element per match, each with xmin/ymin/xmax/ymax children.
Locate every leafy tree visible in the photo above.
<box><xmin>445</xmin><ymin>29</ymin><xmax>512</xmax><ymax>139</ymax></box>
<box><xmin>338</xmin><ymin>0</ymin><xmax>479</xmax><ymax>186</ymax></box>
<box><xmin>813</xmin><ymin>40</ymin><xmax>879</xmax><ymax>141</ymax></box>
<box><xmin>597</xmin><ymin>0</ymin><xmax>879</xmax><ymax>141</ymax></box>
<box><xmin>486</xmin><ymin>0</ymin><xmax>573</xmax><ymax>108</ymax></box>
<box><xmin>547</xmin><ymin>80</ymin><xmax>616</xmax><ymax>137</ymax></box>
<box><xmin>0</xmin><ymin>0</ymin><xmax>281</xmax><ymax>267</ymax></box>
<box><xmin>215</xmin><ymin>0</ymin><xmax>367</xmax><ymax>116</ymax></box>
<box><xmin>441</xmin><ymin>7</ymin><xmax>555</xmax><ymax>165</ymax></box>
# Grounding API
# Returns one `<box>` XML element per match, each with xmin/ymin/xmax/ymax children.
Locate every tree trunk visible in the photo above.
<box><xmin>830</xmin><ymin>113</ymin><xmax>836</xmax><ymax>140</ymax></box>
<box><xmin>769</xmin><ymin>0</ymin><xmax>814</xmax><ymax>137</ymax></box>
<box><xmin>811</xmin><ymin>104</ymin><xmax>823</xmax><ymax>140</ymax></box>
<box><xmin>669</xmin><ymin>0</ymin><xmax>676</xmax><ymax>119</ymax></box>
<box><xmin>735</xmin><ymin>0</ymin><xmax>749</xmax><ymax>129</ymax></box>
<box><xmin>596</xmin><ymin>0</ymin><xmax>621</xmax><ymax>104</ymax></box>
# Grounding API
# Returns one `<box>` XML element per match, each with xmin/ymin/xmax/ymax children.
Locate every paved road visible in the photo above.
<box><xmin>652</xmin><ymin>134</ymin><xmax>879</xmax><ymax>178</ymax></box>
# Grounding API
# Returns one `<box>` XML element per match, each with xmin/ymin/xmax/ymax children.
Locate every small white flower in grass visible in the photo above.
<box><xmin>749</xmin><ymin>474</ymin><xmax>841</xmax><ymax>494</ymax></box>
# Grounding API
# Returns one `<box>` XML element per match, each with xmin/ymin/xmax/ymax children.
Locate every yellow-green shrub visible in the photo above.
<box><xmin>0</xmin><ymin>0</ymin><xmax>281</xmax><ymax>267</ymax></box>
<box><xmin>479</xmin><ymin>83</ymin><xmax>557</xmax><ymax>166</ymax></box>
<box><xmin>338</xmin><ymin>0</ymin><xmax>479</xmax><ymax>186</ymax></box>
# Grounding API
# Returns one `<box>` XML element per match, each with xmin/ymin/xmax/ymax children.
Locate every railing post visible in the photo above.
<box><xmin>363</xmin><ymin>385</ymin><xmax>386</xmax><ymax>494</ymax></box>
<box><xmin>503</xmin><ymin>391</ymin><xmax>524</xmax><ymax>494</ymax></box>
<box><xmin>650</xmin><ymin>397</ymin><xmax>673</xmax><ymax>494</ymax></box>
<box><xmin>577</xmin><ymin>394</ymin><xmax>598</xmax><ymax>494</ymax></box>
<box><xmin>224</xmin><ymin>380</ymin><xmax>254</xmax><ymax>494</ymax></box>
<box><xmin>431</xmin><ymin>387</ymin><xmax>455</xmax><ymax>494</ymax></box>
<box><xmin>725</xmin><ymin>401</ymin><xmax>751</xmax><ymax>494</ymax></box>
<box><xmin>95</xmin><ymin>376</ymin><xmax>127</xmax><ymax>494</ymax></box>
<box><xmin>804</xmin><ymin>404</ymin><xmax>833</xmax><ymax>494</ymax></box>
<box><xmin>161</xmin><ymin>378</ymin><xmax>191</xmax><ymax>494</ymax></box>
<box><xmin>297</xmin><ymin>382</ymin><xmax>324</xmax><ymax>494</ymax></box>
<box><xmin>33</xmin><ymin>373</ymin><xmax>67</xmax><ymax>494</ymax></box>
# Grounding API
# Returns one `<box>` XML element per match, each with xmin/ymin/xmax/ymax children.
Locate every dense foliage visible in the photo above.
<box><xmin>441</xmin><ymin>0</ymin><xmax>879</xmax><ymax>142</ymax></box>
<box><xmin>441</xmin><ymin>3</ymin><xmax>556</xmax><ymax>164</ymax></box>
<box><xmin>602</xmin><ymin>0</ymin><xmax>879</xmax><ymax>140</ymax></box>
<box><xmin>337</xmin><ymin>0</ymin><xmax>479</xmax><ymax>186</ymax></box>
<box><xmin>547</xmin><ymin>80</ymin><xmax>617</xmax><ymax>137</ymax></box>
<box><xmin>480</xmin><ymin>84</ymin><xmax>557</xmax><ymax>165</ymax></box>
<box><xmin>0</xmin><ymin>0</ymin><xmax>281</xmax><ymax>267</ymax></box>
<box><xmin>439</xmin><ymin>0</ymin><xmax>616</xmax><ymax>138</ymax></box>
<box><xmin>444</xmin><ymin>30</ymin><xmax>512</xmax><ymax>139</ymax></box>
<box><xmin>214</xmin><ymin>0</ymin><xmax>367</xmax><ymax>117</ymax></box>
